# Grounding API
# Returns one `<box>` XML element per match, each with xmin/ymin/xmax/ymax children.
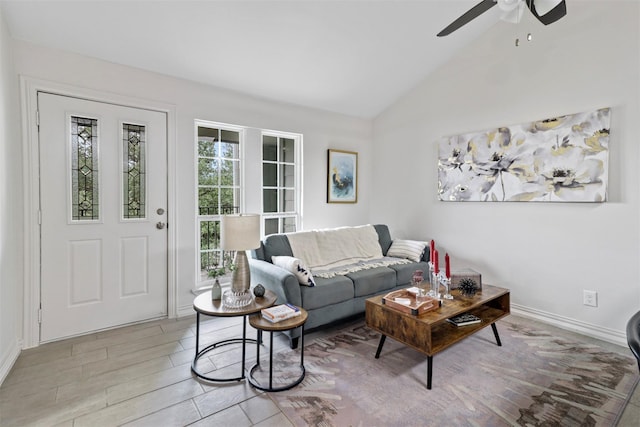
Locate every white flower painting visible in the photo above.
<box><xmin>438</xmin><ymin>108</ymin><xmax>610</xmax><ymax>202</ymax></box>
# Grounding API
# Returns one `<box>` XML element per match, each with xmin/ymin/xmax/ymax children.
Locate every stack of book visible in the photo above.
<box><xmin>446</xmin><ymin>313</ymin><xmax>482</xmax><ymax>327</ymax></box>
<box><xmin>261</xmin><ymin>304</ymin><xmax>301</xmax><ymax>323</ymax></box>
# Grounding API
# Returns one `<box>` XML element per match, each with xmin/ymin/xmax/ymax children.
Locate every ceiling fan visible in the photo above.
<box><xmin>437</xmin><ymin>0</ymin><xmax>567</xmax><ymax>37</ymax></box>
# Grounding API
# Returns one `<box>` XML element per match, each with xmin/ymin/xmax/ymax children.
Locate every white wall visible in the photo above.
<box><xmin>0</xmin><ymin>6</ymin><xmax>23</xmax><ymax>383</ymax></box>
<box><xmin>372</xmin><ymin>1</ymin><xmax>640</xmax><ymax>343</ymax></box>
<box><xmin>12</xmin><ymin>41</ymin><xmax>373</xmax><ymax>317</ymax></box>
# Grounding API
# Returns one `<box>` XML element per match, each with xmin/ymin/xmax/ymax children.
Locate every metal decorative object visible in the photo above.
<box><xmin>253</xmin><ymin>283</ymin><xmax>266</xmax><ymax>298</ymax></box>
<box><xmin>220</xmin><ymin>214</ymin><xmax>261</xmax><ymax>308</ymax></box>
<box><xmin>458</xmin><ymin>278</ymin><xmax>479</xmax><ymax>298</ymax></box>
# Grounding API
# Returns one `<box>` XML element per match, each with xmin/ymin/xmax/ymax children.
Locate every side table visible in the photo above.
<box><xmin>191</xmin><ymin>289</ymin><xmax>276</xmax><ymax>382</ymax></box>
<box><xmin>248</xmin><ymin>307</ymin><xmax>308</xmax><ymax>392</ymax></box>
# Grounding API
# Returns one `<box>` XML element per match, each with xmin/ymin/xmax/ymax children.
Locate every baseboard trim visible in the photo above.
<box><xmin>176</xmin><ymin>300</ymin><xmax>628</xmax><ymax>346</ymax></box>
<box><xmin>0</xmin><ymin>338</ymin><xmax>21</xmax><ymax>386</ymax></box>
<box><xmin>177</xmin><ymin>304</ymin><xmax>195</xmax><ymax>318</ymax></box>
<box><xmin>512</xmin><ymin>304</ymin><xmax>627</xmax><ymax>347</ymax></box>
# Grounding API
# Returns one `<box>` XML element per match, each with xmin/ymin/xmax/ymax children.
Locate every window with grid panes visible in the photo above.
<box><xmin>197</xmin><ymin>123</ymin><xmax>242</xmax><ymax>285</ymax></box>
<box><xmin>262</xmin><ymin>134</ymin><xmax>299</xmax><ymax>236</ymax></box>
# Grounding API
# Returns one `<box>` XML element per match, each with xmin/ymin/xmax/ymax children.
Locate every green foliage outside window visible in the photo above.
<box><xmin>197</xmin><ymin>126</ymin><xmax>241</xmax><ymax>280</ymax></box>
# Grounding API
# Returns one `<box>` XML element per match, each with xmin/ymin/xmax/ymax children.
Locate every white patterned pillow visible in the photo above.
<box><xmin>272</xmin><ymin>256</ymin><xmax>316</xmax><ymax>287</ymax></box>
<box><xmin>387</xmin><ymin>239</ymin><xmax>427</xmax><ymax>262</ymax></box>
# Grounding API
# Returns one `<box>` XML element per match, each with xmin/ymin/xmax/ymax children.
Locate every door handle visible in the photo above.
<box><xmin>156</xmin><ymin>222</ymin><xmax>166</xmax><ymax>230</ymax></box>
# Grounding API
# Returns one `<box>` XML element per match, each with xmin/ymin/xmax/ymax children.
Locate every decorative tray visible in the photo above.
<box><xmin>382</xmin><ymin>289</ymin><xmax>440</xmax><ymax>316</ymax></box>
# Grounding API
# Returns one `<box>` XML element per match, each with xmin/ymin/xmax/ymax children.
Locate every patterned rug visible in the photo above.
<box><xmin>267</xmin><ymin>316</ymin><xmax>639</xmax><ymax>426</ymax></box>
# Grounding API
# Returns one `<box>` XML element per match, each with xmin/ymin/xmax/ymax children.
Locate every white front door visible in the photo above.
<box><xmin>39</xmin><ymin>92</ymin><xmax>168</xmax><ymax>342</ymax></box>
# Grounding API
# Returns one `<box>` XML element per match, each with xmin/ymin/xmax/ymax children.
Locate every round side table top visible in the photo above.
<box><xmin>193</xmin><ymin>289</ymin><xmax>277</xmax><ymax>317</ymax></box>
<box><xmin>249</xmin><ymin>307</ymin><xmax>308</xmax><ymax>331</ymax></box>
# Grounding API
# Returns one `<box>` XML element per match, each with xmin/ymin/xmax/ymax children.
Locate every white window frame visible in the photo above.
<box><xmin>195</xmin><ymin>119</ymin><xmax>246</xmax><ymax>290</ymax></box>
<box><xmin>261</xmin><ymin>130</ymin><xmax>302</xmax><ymax>235</ymax></box>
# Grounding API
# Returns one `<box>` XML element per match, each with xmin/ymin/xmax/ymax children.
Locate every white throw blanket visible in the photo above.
<box><xmin>286</xmin><ymin>225</ymin><xmax>383</xmax><ymax>271</ymax></box>
<box><xmin>311</xmin><ymin>256</ymin><xmax>411</xmax><ymax>278</ymax></box>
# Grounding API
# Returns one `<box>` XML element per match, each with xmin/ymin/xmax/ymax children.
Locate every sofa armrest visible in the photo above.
<box><xmin>248</xmin><ymin>258</ymin><xmax>302</xmax><ymax>307</ymax></box>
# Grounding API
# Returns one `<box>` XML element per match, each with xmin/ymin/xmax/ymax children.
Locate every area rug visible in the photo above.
<box><xmin>267</xmin><ymin>316</ymin><xmax>639</xmax><ymax>426</ymax></box>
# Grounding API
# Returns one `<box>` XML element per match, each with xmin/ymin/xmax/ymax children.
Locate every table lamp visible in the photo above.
<box><xmin>220</xmin><ymin>213</ymin><xmax>261</xmax><ymax>307</ymax></box>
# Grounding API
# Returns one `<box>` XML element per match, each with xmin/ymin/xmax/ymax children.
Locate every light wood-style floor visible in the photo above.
<box><xmin>1</xmin><ymin>313</ymin><xmax>639</xmax><ymax>426</ymax></box>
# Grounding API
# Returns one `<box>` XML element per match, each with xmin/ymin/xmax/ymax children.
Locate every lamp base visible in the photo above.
<box><xmin>223</xmin><ymin>289</ymin><xmax>253</xmax><ymax>309</ymax></box>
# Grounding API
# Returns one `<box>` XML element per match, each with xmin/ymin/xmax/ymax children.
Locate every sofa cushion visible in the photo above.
<box><xmin>262</xmin><ymin>234</ymin><xmax>293</xmax><ymax>263</ymax></box>
<box><xmin>300</xmin><ymin>276</ymin><xmax>354</xmax><ymax>310</ymax></box>
<box><xmin>373</xmin><ymin>224</ymin><xmax>392</xmax><ymax>255</ymax></box>
<box><xmin>272</xmin><ymin>256</ymin><xmax>316</xmax><ymax>286</ymax></box>
<box><xmin>346</xmin><ymin>267</ymin><xmax>396</xmax><ymax>297</ymax></box>
<box><xmin>387</xmin><ymin>239</ymin><xmax>428</xmax><ymax>262</ymax></box>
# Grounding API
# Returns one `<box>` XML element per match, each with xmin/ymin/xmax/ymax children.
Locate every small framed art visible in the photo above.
<box><xmin>327</xmin><ymin>149</ymin><xmax>358</xmax><ymax>203</ymax></box>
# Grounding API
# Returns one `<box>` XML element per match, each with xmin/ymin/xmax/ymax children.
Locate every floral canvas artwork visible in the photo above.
<box><xmin>438</xmin><ymin>108</ymin><xmax>610</xmax><ymax>202</ymax></box>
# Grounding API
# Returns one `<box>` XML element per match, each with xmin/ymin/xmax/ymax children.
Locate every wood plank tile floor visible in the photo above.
<box><xmin>1</xmin><ymin>314</ymin><xmax>639</xmax><ymax>426</ymax></box>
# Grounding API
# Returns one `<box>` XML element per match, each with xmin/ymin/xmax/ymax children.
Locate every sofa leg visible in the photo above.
<box><xmin>289</xmin><ymin>337</ymin><xmax>299</xmax><ymax>349</ymax></box>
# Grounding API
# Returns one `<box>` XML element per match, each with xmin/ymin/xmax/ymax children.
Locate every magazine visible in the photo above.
<box><xmin>447</xmin><ymin>313</ymin><xmax>481</xmax><ymax>326</ymax></box>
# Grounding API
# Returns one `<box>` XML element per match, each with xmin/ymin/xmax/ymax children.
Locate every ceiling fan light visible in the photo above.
<box><xmin>500</xmin><ymin>6</ymin><xmax>524</xmax><ymax>24</ymax></box>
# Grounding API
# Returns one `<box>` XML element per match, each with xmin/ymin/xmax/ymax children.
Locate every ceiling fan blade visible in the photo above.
<box><xmin>437</xmin><ymin>0</ymin><xmax>498</xmax><ymax>37</ymax></box>
<box><xmin>527</xmin><ymin>0</ymin><xmax>566</xmax><ymax>25</ymax></box>
<box><xmin>532</xmin><ymin>0</ymin><xmax>562</xmax><ymax>15</ymax></box>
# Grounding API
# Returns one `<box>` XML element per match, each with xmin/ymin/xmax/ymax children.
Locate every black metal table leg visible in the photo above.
<box><xmin>241</xmin><ymin>315</ymin><xmax>246</xmax><ymax>377</ymax></box>
<box><xmin>268</xmin><ymin>331</ymin><xmax>274</xmax><ymax>390</ymax></box>
<box><xmin>194</xmin><ymin>312</ymin><xmax>200</xmax><ymax>358</ymax></box>
<box><xmin>191</xmin><ymin>314</ymin><xmax>257</xmax><ymax>382</ymax></box>
<box><xmin>375</xmin><ymin>334</ymin><xmax>387</xmax><ymax>359</ymax></box>
<box><xmin>248</xmin><ymin>322</ymin><xmax>306</xmax><ymax>392</ymax></box>
<box><xmin>301</xmin><ymin>325</ymin><xmax>304</xmax><ymax>366</ymax></box>
<box><xmin>491</xmin><ymin>323</ymin><xmax>502</xmax><ymax>346</ymax></box>
<box><xmin>427</xmin><ymin>355</ymin><xmax>433</xmax><ymax>390</ymax></box>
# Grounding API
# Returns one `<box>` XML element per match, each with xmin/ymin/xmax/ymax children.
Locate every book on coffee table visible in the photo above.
<box><xmin>261</xmin><ymin>304</ymin><xmax>301</xmax><ymax>323</ymax></box>
<box><xmin>447</xmin><ymin>313</ymin><xmax>481</xmax><ymax>326</ymax></box>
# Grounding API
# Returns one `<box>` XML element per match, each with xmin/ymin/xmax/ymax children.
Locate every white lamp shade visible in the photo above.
<box><xmin>220</xmin><ymin>214</ymin><xmax>261</xmax><ymax>251</ymax></box>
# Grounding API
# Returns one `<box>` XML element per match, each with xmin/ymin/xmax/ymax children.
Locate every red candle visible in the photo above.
<box><xmin>445</xmin><ymin>253</ymin><xmax>450</xmax><ymax>279</ymax></box>
<box><xmin>430</xmin><ymin>240</ymin><xmax>435</xmax><ymax>262</ymax></box>
<box><xmin>433</xmin><ymin>249</ymin><xmax>439</xmax><ymax>273</ymax></box>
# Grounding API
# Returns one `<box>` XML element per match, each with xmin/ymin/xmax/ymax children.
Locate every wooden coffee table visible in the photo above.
<box><xmin>365</xmin><ymin>284</ymin><xmax>510</xmax><ymax>389</ymax></box>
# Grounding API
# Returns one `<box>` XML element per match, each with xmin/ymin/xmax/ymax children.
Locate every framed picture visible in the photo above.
<box><xmin>438</xmin><ymin>108</ymin><xmax>610</xmax><ymax>202</ymax></box>
<box><xmin>327</xmin><ymin>149</ymin><xmax>358</xmax><ymax>203</ymax></box>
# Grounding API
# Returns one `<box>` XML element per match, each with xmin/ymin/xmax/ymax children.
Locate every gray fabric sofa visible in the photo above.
<box><xmin>249</xmin><ymin>224</ymin><xmax>430</xmax><ymax>348</ymax></box>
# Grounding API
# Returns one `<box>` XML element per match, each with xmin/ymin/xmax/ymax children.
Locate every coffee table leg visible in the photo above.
<box><xmin>375</xmin><ymin>334</ymin><xmax>387</xmax><ymax>359</ymax></box>
<box><xmin>491</xmin><ymin>323</ymin><xmax>502</xmax><ymax>346</ymax></box>
<box><xmin>427</xmin><ymin>356</ymin><xmax>433</xmax><ymax>390</ymax></box>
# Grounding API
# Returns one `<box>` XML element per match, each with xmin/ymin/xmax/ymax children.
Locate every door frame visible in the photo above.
<box><xmin>20</xmin><ymin>76</ymin><xmax>178</xmax><ymax>348</ymax></box>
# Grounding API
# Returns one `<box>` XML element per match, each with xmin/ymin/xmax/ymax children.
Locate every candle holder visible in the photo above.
<box><xmin>438</xmin><ymin>272</ymin><xmax>454</xmax><ymax>300</ymax></box>
<box><xmin>427</xmin><ymin>262</ymin><xmax>438</xmax><ymax>298</ymax></box>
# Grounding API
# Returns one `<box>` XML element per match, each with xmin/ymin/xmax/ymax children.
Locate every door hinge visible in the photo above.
<box><xmin>36</xmin><ymin>110</ymin><xmax>40</xmax><ymax>128</ymax></box>
<box><xmin>38</xmin><ymin>308</ymin><xmax>42</xmax><ymax>324</ymax></box>
<box><xmin>38</xmin><ymin>210</ymin><xmax>42</xmax><ymax>225</ymax></box>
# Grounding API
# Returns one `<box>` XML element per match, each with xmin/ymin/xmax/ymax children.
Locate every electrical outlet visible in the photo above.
<box><xmin>583</xmin><ymin>290</ymin><xmax>598</xmax><ymax>307</ymax></box>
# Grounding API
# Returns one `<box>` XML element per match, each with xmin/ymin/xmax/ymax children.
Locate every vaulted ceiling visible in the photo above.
<box><xmin>0</xmin><ymin>1</ymin><xmax>571</xmax><ymax>118</ymax></box>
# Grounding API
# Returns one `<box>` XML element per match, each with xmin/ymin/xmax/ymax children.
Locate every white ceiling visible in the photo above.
<box><xmin>1</xmin><ymin>1</ymin><xmax>532</xmax><ymax>118</ymax></box>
